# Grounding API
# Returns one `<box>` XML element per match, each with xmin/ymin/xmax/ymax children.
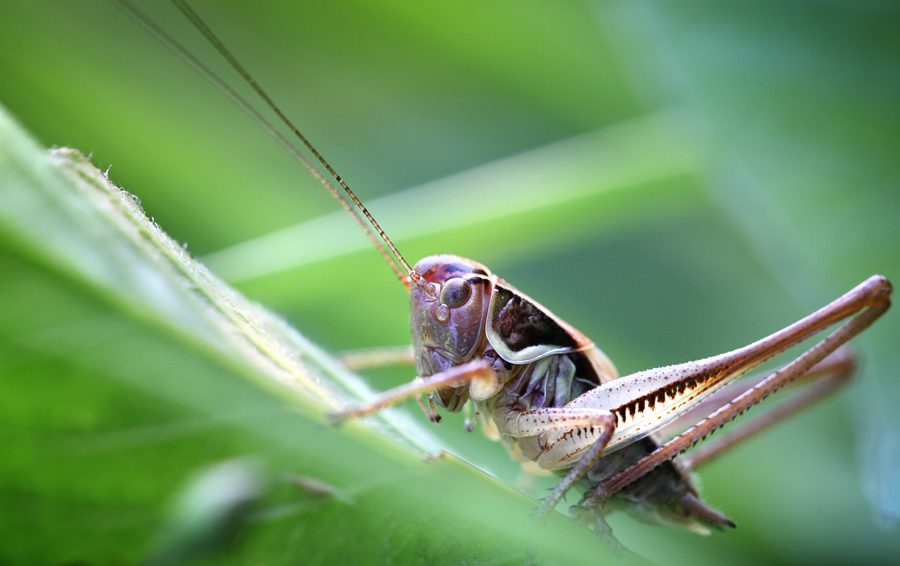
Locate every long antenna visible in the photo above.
<box><xmin>111</xmin><ymin>0</ymin><xmax>433</xmax><ymax>295</ymax></box>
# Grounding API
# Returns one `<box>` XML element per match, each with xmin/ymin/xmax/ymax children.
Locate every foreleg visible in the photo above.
<box><xmin>330</xmin><ymin>360</ymin><xmax>493</xmax><ymax>423</ymax></box>
<box><xmin>336</xmin><ymin>345</ymin><xmax>415</xmax><ymax>370</ymax></box>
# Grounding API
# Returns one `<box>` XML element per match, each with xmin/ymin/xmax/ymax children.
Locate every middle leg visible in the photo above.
<box><xmin>499</xmin><ymin>406</ymin><xmax>618</xmax><ymax>517</ymax></box>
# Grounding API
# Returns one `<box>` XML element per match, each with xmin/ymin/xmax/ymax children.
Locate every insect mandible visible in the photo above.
<box><xmin>115</xmin><ymin>0</ymin><xmax>893</xmax><ymax>543</ymax></box>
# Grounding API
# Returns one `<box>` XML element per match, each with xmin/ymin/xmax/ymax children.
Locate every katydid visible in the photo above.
<box><xmin>115</xmin><ymin>0</ymin><xmax>893</xmax><ymax>543</ymax></box>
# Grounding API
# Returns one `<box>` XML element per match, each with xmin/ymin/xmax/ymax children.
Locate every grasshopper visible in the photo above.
<box><xmin>115</xmin><ymin>0</ymin><xmax>892</xmax><ymax>541</ymax></box>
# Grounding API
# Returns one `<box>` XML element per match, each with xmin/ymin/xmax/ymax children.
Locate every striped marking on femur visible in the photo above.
<box><xmin>612</xmin><ymin>366</ymin><xmax>731</xmax><ymax>425</ymax></box>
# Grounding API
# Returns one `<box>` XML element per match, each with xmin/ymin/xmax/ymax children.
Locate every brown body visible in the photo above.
<box><xmin>411</xmin><ymin>255</ymin><xmax>733</xmax><ymax>531</ymax></box>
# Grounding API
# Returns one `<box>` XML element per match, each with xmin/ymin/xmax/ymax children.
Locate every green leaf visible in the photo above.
<box><xmin>0</xmin><ymin>106</ymin><xmax>630</xmax><ymax>565</ymax></box>
<box><xmin>1</xmin><ymin>1</ymin><xmax>899</xmax><ymax>564</ymax></box>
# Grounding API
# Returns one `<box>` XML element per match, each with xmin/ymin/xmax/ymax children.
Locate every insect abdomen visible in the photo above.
<box><xmin>583</xmin><ymin>438</ymin><xmax>735</xmax><ymax>533</ymax></box>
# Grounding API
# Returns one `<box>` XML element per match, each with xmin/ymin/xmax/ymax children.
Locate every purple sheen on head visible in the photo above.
<box><xmin>409</xmin><ymin>255</ymin><xmax>494</xmax><ymax>400</ymax></box>
<box><xmin>412</xmin><ymin>254</ymin><xmax>490</xmax><ymax>284</ymax></box>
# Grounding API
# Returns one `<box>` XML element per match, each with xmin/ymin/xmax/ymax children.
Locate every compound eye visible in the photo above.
<box><xmin>440</xmin><ymin>278</ymin><xmax>472</xmax><ymax>308</ymax></box>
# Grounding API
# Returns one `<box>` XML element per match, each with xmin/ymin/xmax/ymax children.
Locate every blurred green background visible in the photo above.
<box><xmin>1</xmin><ymin>0</ymin><xmax>899</xmax><ymax>564</ymax></box>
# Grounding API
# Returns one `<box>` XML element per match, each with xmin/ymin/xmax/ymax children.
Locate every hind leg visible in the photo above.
<box><xmin>680</xmin><ymin>347</ymin><xmax>854</xmax><ymax>470</ymax></box>
<box><xmin>588</xmin><ymin>276</ymin><xmax>890</xmax><ymax>503</ymax></box>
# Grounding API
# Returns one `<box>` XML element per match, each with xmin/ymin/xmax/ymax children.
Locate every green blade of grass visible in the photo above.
<box><xmin>0</xmin><ymin>104</ymin><xmax>638</xmax><ymax>565</ymax></box>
